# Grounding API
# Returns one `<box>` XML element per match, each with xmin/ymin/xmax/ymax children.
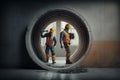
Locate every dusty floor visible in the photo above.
<box><xmin>0</xmin><ymin>68</ymin><xmax>120</xmax><ymax>80</ymax></box>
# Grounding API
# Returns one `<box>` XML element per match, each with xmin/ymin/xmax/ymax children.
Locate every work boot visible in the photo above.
<box><xmin>52</xmin><ymin>54</ymin><xmax>56</xmax><ymax>64</ymax></box>
<box><xmin>66</xmin><ymin>60</ymin><xmax>72</xmax><ymax>64</ymax></box>
<box><xmin>52</xmin><ymin>61</ymin><xmax>56</xmax><ymax>64</ymax></box>
<box><xmin>66</xmin><ymin>54</ymin><xmax>72</xmax><ymax>64</ymax></box>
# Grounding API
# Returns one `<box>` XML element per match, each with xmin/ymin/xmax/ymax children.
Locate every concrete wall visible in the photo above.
<box><xmin>0</xmin><ymin>0</ymin><xmax>120</xmax><ymax>68</ymax></box>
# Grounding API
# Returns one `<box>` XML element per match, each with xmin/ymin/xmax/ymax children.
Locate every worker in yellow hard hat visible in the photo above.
<box><xmin>41</xmin><ymin>27</ymin><xmax>57</xmax><ymax>64</ymax></box>
<box><xmin>50</xmin><ymin>27</ymin><xmax>55</xmax><ymax>33</ymax></box>
<box><xmin>60</xmin><ymin>24</ymin><xmax>72</xmax><ymax>64</ymax></box>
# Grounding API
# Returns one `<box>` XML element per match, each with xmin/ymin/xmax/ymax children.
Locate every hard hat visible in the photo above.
<box><xmin>65</xmin><ymin>24</ymin><xmax>71</xmax><ymax>29</ymax></box>
<box><xmin>50</xmin><ymin>27</ymin><xmax>55</xmax><ymax>33</ymax></box>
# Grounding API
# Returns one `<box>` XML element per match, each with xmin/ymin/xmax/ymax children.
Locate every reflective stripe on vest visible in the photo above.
<box><xmin>63</xmin><ymin>31</ymin><xmax>70</xmax><ymax>43</ymax></box>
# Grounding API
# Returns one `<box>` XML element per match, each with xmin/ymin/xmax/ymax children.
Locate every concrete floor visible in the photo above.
<box><xmin>0</xmin><ymin>68</ymin><xmax>120</xmax><ymax>80</ymax></box>
<box><xmin>46</xmin><ymin>57</ymin><xmax>72</xmax><ymax>68</ymax></box>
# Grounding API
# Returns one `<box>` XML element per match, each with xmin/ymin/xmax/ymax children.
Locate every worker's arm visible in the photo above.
<box><xmin>41</xmin><ymin>33</ymin><xmax>47</xmax><ymax>38</ymax></box>
<box><xmin>53</xmin><ymin>37</ymin><xmax>57</xmax><ymax>47</ymax></box>
<box><xmin>60</xmin><ymin>32</ymin><xmax>64</xmax><ymax>48</ymax></box>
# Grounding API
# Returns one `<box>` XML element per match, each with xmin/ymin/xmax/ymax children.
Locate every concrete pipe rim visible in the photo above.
<box><xmin>25</xmin><ymin>8</ymin><xmax>92</xmax><ymax>71</ymax></box>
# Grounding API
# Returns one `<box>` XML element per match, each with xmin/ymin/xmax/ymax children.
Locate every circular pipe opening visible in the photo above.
<box><xmin>26</xmin><ymin>9</ymin><xmax>92</xmax><ymax>71</ymax></box>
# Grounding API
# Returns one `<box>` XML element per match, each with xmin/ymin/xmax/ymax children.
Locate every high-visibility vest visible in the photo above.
<box><xmin>46</xmin><ymin>34</ymin><xmax>54</xmax><ymax>46</ymax></box>
<box><xmin>63</xmin><ymin>31</ymin><xmax>70</xmax><ymax>43</ymax></box>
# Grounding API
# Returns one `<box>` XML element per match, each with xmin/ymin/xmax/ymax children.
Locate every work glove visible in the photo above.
<box><xmin>53</xmin><ymin>44</ymin><xmax>56</xmax><ymax>47</ymax></box>
<box><xmin>68</xmin><ymin>43</ymin><xmax>71</xmax><ymax>45</ymax></box>
<box><xmin>61</xmin><ymin>45</ymin><xmax>63</xmax><ymax>48</ymax></box>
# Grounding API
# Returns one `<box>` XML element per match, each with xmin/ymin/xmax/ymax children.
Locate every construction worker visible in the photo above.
<box><xmin>41</xmin><ymin>27</ymin><xmax>57</xmax><ymax>64</ymax></box>
<box><xmin>60</xmin><ymin>24</ymin><xmax>72</xmax><ymax>64</ymax></box>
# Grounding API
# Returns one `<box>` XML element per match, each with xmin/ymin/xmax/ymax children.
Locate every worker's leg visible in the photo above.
<box><xmin>64</xmin><ymin>43</ymin><xmax>72</xmax><ymax>64</ymax></box>
<box><xmin>45</xmin><ymin>46</ymin><xmax>50</xmax><ymax>63</ymax></box>
<box><xmin>50</xmin><ymin>47</ymin><xmax>56</xmax><ymax>64</ymax></box>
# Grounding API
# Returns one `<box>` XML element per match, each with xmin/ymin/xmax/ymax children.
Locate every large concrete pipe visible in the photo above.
<box><xmin>26</xmin><ymin>8</ymin><xmax>92</xmax><ymax>71</ymax></box>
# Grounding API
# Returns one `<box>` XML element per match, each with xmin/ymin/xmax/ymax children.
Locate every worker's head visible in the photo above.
<box><xmin>65</xmin><ymin>24</ymin><xmax>71</xmax><ymax>30</ymax></box>
<box><xmin>50</xmin><ymin>27</ymin><xmax>55</xmax><ymax>33</ymax></box>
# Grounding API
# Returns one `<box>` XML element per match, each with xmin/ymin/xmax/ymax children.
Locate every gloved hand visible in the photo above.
<box><xmin>54</xmin><ymin>44</ymin><xmax>56</xmax><ymax>47</ymax></box>
<box><xmin>69</xmin><ymin>43</ymin><xmax>71</xmax><ymax>45</ymax></box>
<box><xmin>61</xmin><ymin>45</ymin><xmax>63</xmax><ymax>48</ymax></box>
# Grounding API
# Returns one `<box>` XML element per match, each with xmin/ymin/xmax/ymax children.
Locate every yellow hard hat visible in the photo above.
<box><xmin>65</xmin><ymin>24</ymin><xmax>71</xmax><ymax>29</ymax></box>
<box><xmin>50</xmin><ymin>27</ymin><xmax>55</xmax><ymax>33</ymax></box>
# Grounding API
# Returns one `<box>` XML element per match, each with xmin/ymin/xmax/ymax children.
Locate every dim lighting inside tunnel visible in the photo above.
<box><xmin>26</xmin><ymin>9</ymin><xmax>92</xmax><ymax>71</ymax></box>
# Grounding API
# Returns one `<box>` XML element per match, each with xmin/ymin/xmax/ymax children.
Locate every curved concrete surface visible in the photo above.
<box><xmin>25</xmin><ymin>8</ymin><xmax>92</xmax><ymax>71</ymax></box>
